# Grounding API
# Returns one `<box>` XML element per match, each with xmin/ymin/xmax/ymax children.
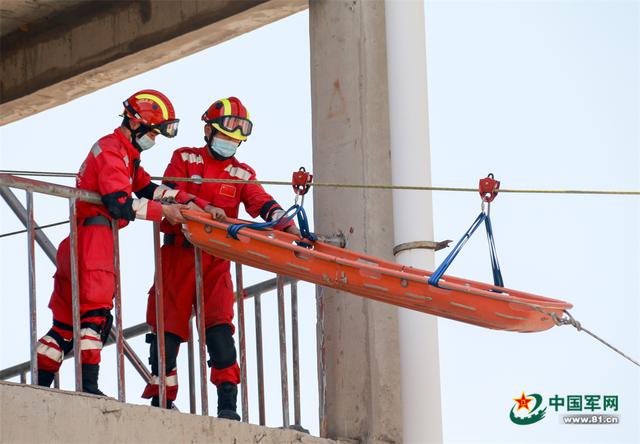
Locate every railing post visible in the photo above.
<box><xmin>276</xmin><ymin>274</ymin><xmax>290</xmax><ymax>427</ymax></box>
<box><xmin>194</xmin><ymin>247</ymin><xmax>208</xmax><ymax>415</ymax></box>
<box><xmin>235</xmin><ymin>262</ymin><xmax>249</xmax><ymax>423</ymax></box>
<box><xmin>316</xmin><ymin>285</ymin><xmax>327</xmax><ymax>437</ymax></box>
<box><xmin>26</xmin><ymin>191</ymin><xmax>38</xmax><ymax>385</ymax></box>
<box><xmin>254</xmin><ymin>292</ymin><xmax>266</xmax><ymax>425</ymax></box>
<box><xmin>109</xmin><ymin>327</ymin><xmax>153</xmax><ymax>383</ymax></box>
<box><xmin>188</xmin><ymin>314</ymin><xmax>197</xmax><ymax>414</ymax></box>
<box><xmin>152</xmin><ymin>223</ymin><xmax>166</xmax><ymax>408</ymax></box>
<box><xmin>291</xmin><ymin>281</ymin><xmax>301</xmax><ymax>427</ymax></box>
<box><xmin>112</xmin><ymin>223</ymin><xmax>125</xmax><ymax>402</ymax></box>
<box><xmin>69</xmin><ymin>198</ymin><xmax>82</xmax><ymax>392</ymax></box>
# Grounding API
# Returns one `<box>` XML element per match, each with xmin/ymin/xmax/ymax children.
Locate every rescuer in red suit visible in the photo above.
<box><xmin>36</xmin><ymin>90</ymin><xmax>212</xmax><ymax>395</ymax></box>
<box><xmin>143</xmin><ymin>97</ymin><xmax>300</xmax><ymax>419</ymax></box>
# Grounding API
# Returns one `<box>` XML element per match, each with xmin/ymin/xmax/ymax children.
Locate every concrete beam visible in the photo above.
<box><xmin>310</xmin><ymin>1</ymin><xmax>402</xmax><ymax>442</ymax></box>
<box><xmin>0</xmin><ymin>381</ymin><xmax>346</xmax><ymax>443</ymax></box>
<box><xmin>0</xmin><ymin>0</ymin><xmax>307</xmax><ymax>125</ymax></box>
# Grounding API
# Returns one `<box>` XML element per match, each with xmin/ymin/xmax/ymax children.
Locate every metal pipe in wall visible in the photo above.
<box><xmin>194</xmin><ymin>247</ymin><xmax>208</xmax><ymax>416</ymax></box>
<box><xmin>254</xmin><ymin>292</ymin><xmax>266</xmax><ymax>425</ymax></box>
<box><xmin>69</xmin><ymin>198</ymin><xmax>83</xmax><ymax>392</ymax></box>
<box><xmin>152</xmin><ymin>223</ymin><xmax>166</xmax><ymax>408</ymax></box>
<box><xmin>26</xmin><ymin>191</ymin><xmax>38</xmax><ymax>385</ymax></box>
<box><xmin>235</xmin><ymin>263</ymin><xmax>249</xmax><ymax>422</ymax></box>
<box><xmin>112</xmin><ymin>224</ymin><xmax>125</xmax><ymax>402</ymax></box>
<box><xmin>385</xmin><ymin>1</ymin><xmax>442</xmax><ymax>441</ymax></box>
<box><xmin>276</xmin><ymin>275</ymin><xmax>290</xmax><ymax>427</ymax></box>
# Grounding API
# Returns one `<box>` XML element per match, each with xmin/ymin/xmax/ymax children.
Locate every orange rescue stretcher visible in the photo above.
<box><xmin>181</xmin><ymin>213</ymin><xmax>572</xmax><ymax>334</ymax></box>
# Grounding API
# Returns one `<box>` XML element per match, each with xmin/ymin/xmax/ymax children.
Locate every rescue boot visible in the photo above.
<box><xmin>217</xmin><ymin>382</ymin><xmax>241</xmax><ymax>421</ymax></box>
<box><xmin>82</xmin><ymin>364</ymin><xmax>105</xmax><ymax>396</ymax></box>
<box><xmin>151</xmin><ymin>396</ymin><xmax>174</xmax><ymax>409</ymax></box>
<box><xmin>37</xmin><ymin>370</ymin><xmax>55</xmax><ymax>388</ymax></box>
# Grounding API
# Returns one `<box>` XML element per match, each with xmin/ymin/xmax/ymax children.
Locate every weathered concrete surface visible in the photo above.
<box><xmin>0</xmin><ymin>381</ymin><xmax>345</xmax><ymax>444</ymax></box>
<box><xmin>0</xmin><ymin>0</ymin><xmax>307</xmax><ymax>125</ymax></box>
<box><xmin>310</xmin><ymin>1</ymin><xmax>402</xmax><ymax>443</ymax></box>
<box><xmin>0</xmin><ymin>0</ymin><xmax>87</xmax><ymax>37</ymax></box>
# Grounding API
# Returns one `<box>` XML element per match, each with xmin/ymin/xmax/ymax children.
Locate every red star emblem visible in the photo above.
<box><xmin>513</xmin><ymin>392</ymin><xmax>533</xmax><ymax>411</ymax></box>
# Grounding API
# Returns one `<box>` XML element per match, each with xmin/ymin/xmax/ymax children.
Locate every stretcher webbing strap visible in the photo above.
<box><xmin>227</xmin><ymin>203</ymin><xmax>317</xmax><ymax>242</ymax></box>
<box><xmin>428</xmin><ymin>211</ymin><xmax>503</xmax><ymax>288</ymax></box>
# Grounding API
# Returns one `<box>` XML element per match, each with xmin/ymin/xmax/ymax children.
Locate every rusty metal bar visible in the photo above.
<box><xmin>316</xmin><ymin>285</ymin><xmax>327</xmax><ymax>437</ymax></box>
<box><xmin>187</xmin><ymin>314</ymin><xmax>197</xmax><ymax>414</ymax></box>
<box><xmin>0</xmin><ymin>173</ymin><xmax>101</xmax><ymax>204</ymax></box>
<box><xmin>68</xmin><ymin>198</ymin><xmax>82</xmax><ymax>392</ymax></box>
<box><xmin>194</xmin><ymin>247</ymin><xmax>208</xmax><ymax>415</ymax></box>
<box><xmin>108</xmin><ymin>328</ymin><xmax>152</xmax><ymax>383</ymax></box>
<box><xmin>291</xmin><ymin>282</ymin><xmax>301</xmax><ymax>426</ymax></box>
<box><xmin>235</xmin><ymin>262</ymin><xmax>249</xmax><ymax>422</ymax></box>
<box><xmin>26</xmin><ymin>191</ymin><xmax>38</xmax><ymax>385</ymax></box>
<box><xmin>254</xmin><ymin>292</ymin><xmax>266</xmax><ymax>425</ymax></box>
<box><xmin>1</xmin><ymin>185</ymin><xmax>57</xmax><ymax>264</ymax></box>
<box><xmin>152</xmin><ymin>223</ymin><xmax>166</xmax><ymax>408</ymax></box>
<box><xmin>276</xmin><ymin>274</ymin><xmax>290</xmax><ymax>427</ymax></box>
<box><xmin>112</xmin><ymin>223</ymin><xmax>125</xmax><ymax>402</ymax></box>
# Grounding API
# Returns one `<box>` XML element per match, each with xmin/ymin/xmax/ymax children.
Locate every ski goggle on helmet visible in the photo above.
<box><xmin>201</xmin><ymin>97</ymin><xmax>253</xmax><ymax>141</ymax></box>
<box><xmin>122</xmin><ymin>90</ymin><xmax>180</xmax><ymax>138</ymax></box>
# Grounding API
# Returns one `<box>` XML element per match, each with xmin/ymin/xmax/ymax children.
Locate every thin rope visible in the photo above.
<box><xmin>1</xmin><ymin>170</ymin><xmax>638</xmax><ymax>196</ymax></box>
<box><xmin>0</xmin><ymin>220</ymin><xmax>69</xmax><ymax>239</ymax></box>
<box><xmin>542</xmin><ymin>308</ymin><xmax>639</xmax><ymax>367</ymax></box>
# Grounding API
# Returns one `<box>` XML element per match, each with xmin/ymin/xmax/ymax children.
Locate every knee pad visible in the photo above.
<box><xmin>206</xmin><ymin>324</ymin><xmax>237</xmax><ymax>370</ymax></box>
<box><xmin>146</xmin><ymin>332</ymin><xmax>181</xmax><ymax>374</ymax></box>
<box><xmin>37</xmin><ymin>328</ymin><xmax>72</xmax><ymax>372</ymax></box>
<box><xmin>79</xmin><ymin>322</ymin><xmax>104</xmax><ymax>365</ymax></box>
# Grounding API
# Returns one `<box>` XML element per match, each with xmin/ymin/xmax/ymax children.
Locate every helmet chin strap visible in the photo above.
<box><xmin>124</xmin><ymin>117</ymin><xmax>149</xmax><ymax>152</ymax></box>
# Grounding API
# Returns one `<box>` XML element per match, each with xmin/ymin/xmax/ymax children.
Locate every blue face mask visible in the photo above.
<box><xmin>211</xmin><ymin>137</ymin><xmax>239</xmax><ymax>158</ymax></box>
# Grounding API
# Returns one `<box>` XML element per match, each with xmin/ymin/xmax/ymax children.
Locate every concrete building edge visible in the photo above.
<box><xmin>0</xmin><ymin>381</ymin><xmax>348</xmax><ymax>444</ymax></box>
<box><xmin>0</xmin><ymin>0</ymin><xmax>309</xmax><ymax>126</ymax></box>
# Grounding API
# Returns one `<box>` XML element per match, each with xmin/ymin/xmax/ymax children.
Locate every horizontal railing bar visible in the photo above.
<box><xmin>0</xmin><ymin>173</ymin><xmax>102</xmax><ymax>204</ymax></box>
<box><xmin>0</xmin><ymin>277</ymin><xmax>299</xmax><ymax>380</ymax></box>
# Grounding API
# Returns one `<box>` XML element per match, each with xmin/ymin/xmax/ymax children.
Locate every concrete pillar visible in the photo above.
<box><xmin>309</xmin><ymin>1</ymin><xmax>402</xmax><ymax>443</ymax></box>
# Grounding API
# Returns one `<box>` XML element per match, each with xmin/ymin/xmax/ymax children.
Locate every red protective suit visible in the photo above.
<box><xmin>145</xmin><ymin>146</ymin><xmax>292</xmax><ymax>393</ymax></box>
<box><xmin>37</xmin><ymin>128</ymin><xmax>164</xmax><ymax>371</ymax></box>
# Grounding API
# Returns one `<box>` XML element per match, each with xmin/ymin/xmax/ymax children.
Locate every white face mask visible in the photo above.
<box><xmin>136</xmin><ymin>133</ymin><xmax>156</xmax><ymax>151</ymax></box>
<box><xmin>211</xmin><ymin>137</ymin><xmax>239</xmax><ymax>158</ymax></box>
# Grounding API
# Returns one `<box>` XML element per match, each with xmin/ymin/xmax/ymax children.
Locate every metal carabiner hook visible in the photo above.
<box><xmin>481</xmin><ymin>199</ymin><xmax>490</xmax><ymax>215</ymax></box>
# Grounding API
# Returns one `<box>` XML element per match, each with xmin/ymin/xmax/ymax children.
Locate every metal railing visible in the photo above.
<box><xmin>0</xmin><ymin>173</ymin><xmax>318</xmax><ymax>430</ymax></box>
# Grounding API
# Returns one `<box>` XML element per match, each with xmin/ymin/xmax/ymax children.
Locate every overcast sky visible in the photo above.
<box><xmin>1</xmin><ymin>1</ymin><xmax>638</xmax><ymax>443</ymax></box>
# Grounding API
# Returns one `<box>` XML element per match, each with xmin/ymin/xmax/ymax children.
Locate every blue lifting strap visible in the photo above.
<box><xmin>227</xmin><ymin>203</ymin><xmax>317</xmax><ymax>243</ymax></box>
<box><xmin>428</xmin><ymin>211</ymin><xmax>504</xmax><ymax>288</ymax></box>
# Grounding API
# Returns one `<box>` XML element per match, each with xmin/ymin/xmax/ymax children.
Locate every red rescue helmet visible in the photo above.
<box><xmin>122</xmin><ymin>89</ymin><xmax>179</xmax><ymax>137</ymax></box>
<box><xmin>201</xmin><ymin>97</ymin><xmax>252</xmax><ymax>141</ymax></box>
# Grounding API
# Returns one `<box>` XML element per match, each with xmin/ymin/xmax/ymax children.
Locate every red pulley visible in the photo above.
<box><xmin>292</xmin><ymin>167</ymin><xmax>313</xmax><ymax>196</ymax></box>
<box><xmin>479</xmin><ymin>173</ymin><xmax>500</xmax><ymax>202</ymax></box>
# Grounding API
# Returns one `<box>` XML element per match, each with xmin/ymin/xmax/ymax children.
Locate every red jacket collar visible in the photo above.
<box><xmin>114</xmin><ymin>127</ymin><xmax>141</xmax><ymax>160</ymax></box>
